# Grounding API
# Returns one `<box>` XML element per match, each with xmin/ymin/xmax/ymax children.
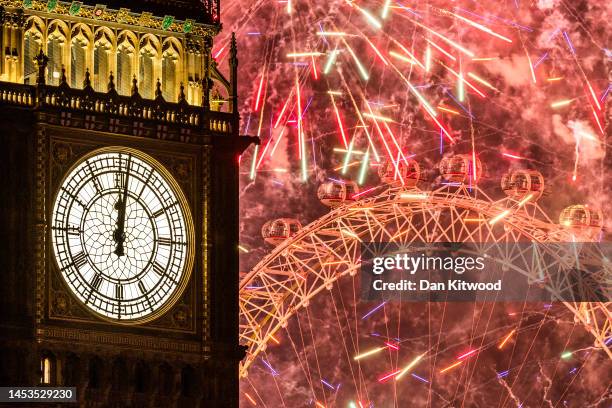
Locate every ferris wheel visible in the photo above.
<box><xmin>238</xmin><ymin>154</ymin><xmax>610</xmax><ymax>390</ymax></box>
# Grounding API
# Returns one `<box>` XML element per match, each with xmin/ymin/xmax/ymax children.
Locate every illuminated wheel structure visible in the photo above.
<box><xmin>239</xmin><ymin>165</ymin><xmax>610</xmax><ymax>405</ymax></box>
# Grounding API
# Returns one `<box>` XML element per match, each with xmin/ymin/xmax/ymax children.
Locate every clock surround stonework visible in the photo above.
<box><xmin>50</xmin><ymin>146</ymin><xmax>196</xmax><ymax>324</ymax></box>
<box><xmin>45</xmin><ymin>131</ymin><xmax>200</xmax><ymax>330</ymax></box>
<box><xmin>0</xmin><ymin>0</ymin><xmax>256</xmax><ymax>406</ymax></box>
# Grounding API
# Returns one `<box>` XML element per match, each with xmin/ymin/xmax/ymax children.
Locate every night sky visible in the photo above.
<box><xmin>219</xmin><ymin>0</ymin><xmax>610</xmax><ymax>405</ymax></box>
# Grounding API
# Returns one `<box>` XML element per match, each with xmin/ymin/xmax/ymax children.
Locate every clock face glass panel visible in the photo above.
<box><xmin>51</xmin><ymin>148</ymin><xmax>193</xmax><ymax>321</ymax></box>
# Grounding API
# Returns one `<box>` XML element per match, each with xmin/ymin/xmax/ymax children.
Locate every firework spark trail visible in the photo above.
<box><xmin>237</xmin><ymin>0</ymin><xmax>539</xmax><ymax>180</ymax></box>
<box><xmin>242</xmin><ymin>0</ymin><xmax>529</xmax><ymax>181</ymax></box>
<box><xmin>498</xmin><ymin>329</ymin><xmax>517</xmax><ymax>349</ymax></box>
<box><xmin>329</xmin><ymin>91</ymin><xmax>349</xmax><ymax>147</ymax></box>
<box><xmin>228</xmin><ymin>0</ymin><xmax>610</xmax><ymax>405</ymax></box>
<box><xmin>338</xmin><ymin>74</ymin><xmax>381</xmax><ymax>162</ymax></box>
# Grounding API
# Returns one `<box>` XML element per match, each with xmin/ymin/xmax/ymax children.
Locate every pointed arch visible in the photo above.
<box><xmin>93</xmin><ymin>27</ymin><xmax>115</xmax><ymax>92</ymax></box>
<box><xmin>209</xmin><ymin>62</ymin><xmax>230</xmax><ymax>112</ymax></box>
<box><xmin>24</xmin><ymin>16</ymin><xmax>45</xmax><ymax>34</ymax></box>
<box><xmin>62</xmin><ymin>353</ymin><xmax>80</xmax><ymax>387</ymax></box>
<box><xmin>180</xmin><ymin>365</ymin><xmax>196</xmax><ymax>397</ymax></box>
<box><xmin>116</xmin><ymin>30</ymin><xmax>137</xmax><ymax>95</ymax></box>
<box><xmin>158</xmin><ymin>363</ymin><xmax>173</xmax><ymax>395</ymax></box>
<box><xmin>111</xmin><ymin>357</ymin><xmax>128</xmax><ymax>391</ymax></box>
<box><xmin>161</xmin><ymin>37</ymin><xmax>182</xmax><ymax>102</ymax></box>
<box><xmin>70</xmin><ymin>24</ymin><xmax>93</xmax><ymax>88</ymax></box>
<box><xmin>46</xmin><ymin>20</ymin><xmax>69</xmax><ymax>85</ymax></box>
<box><xmin>134</xmin><ymin>360</ymin><xmax>150</xmax><ymax>393</ymax></box>
<box><xmin>139</xmin><ymin>34</ymin><xmax>161</xmax><ymax>99</ymax></box>
<box><xmin>162</xmin><ymin>37</ymin><xmax>182</xmax><ymax>56</ymax></box>
<box><xmin>87</xmin><ymin>356</ymin><xmax>103</xmax><ymax>389</ymax></box>
<box><xmin>23</xmin><ymin>16</ymin><xmax>45</xmax><ymax>84</ymax></box>
<box><xmin>40</xmin><ymin>350</ymin><xmax>56</xmax><ymax>385</ymax></box>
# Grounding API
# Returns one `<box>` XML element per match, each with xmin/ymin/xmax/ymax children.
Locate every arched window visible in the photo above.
<box><xmin>41</xmin><ymin>355</ymin><xmax>52</xmax><ymax>384</ymax></box>
<box><xmin>139</xmin><ymin>49</ymin><xmax>155</xmax><ymax>99</ymax></box>
<box><xmin>40</xmin><ymin>351</ymin><xmax>58</xmax><ymax>385</ymax></box>
<box><xmin>93</xmin><ymin>45</ymin><xmax>109</xmax><ymax>91</ymax></box>
<box><xmin>111</xmin><ymin>358</ymin><xmax>128</xmax><ymax>392</ymax></box>
<box><xmin>139</xmin><ymin>36</ymin><xmax>160</xmax><ymax>100</ymax></box>
<box><xmin>162</xmin><ymin>56</ymin><xmax>176</xmax><ymax>101</ymax></box>
<box><xmin>116</xmin><ymin>32</ymin><xmax>136</xmax><ymax>96</ymax></box>
<box><xmin>63</xmin><ymin>353</ymin><xmax>80</xmax><ymax>386</ymax></box>
<box><xmin>134</xmin><ymin>361</ymin><xmax>150</xmax><ymax>393</ymax></box>
<box><xmin>181</xmin><ymin>365</ymin><xmax>196</xmax><ymax>397</ymax></box>
<box><xmin>162</xmin><ymin>40</ymin><xmax>181</xmax><ymax>102</ymax></box>
<box><xmin>70</xmin><ymin>26</ymin><xmax>91</xmax><ymax>88</ymax></box>
<box><xmin>88</xmin><ymin>357</ymin><xmax>102</xmax><ymax>389</ymax></box>
<box><xmin>159</xmin><ymin>363</ymin><xmax>173</xmax><ymax>396</ymax></box>
<box><xmin>117</xmin><ymin>46</ymin><xmax>132</xmax><ymax>95</ymax></box>
<box><xmin>47</xmin><ymin>22</ymin><xmax>67</xmax><ymax>85</ymax></box>
<box><xmin>208</xmin><ymin>78</ymin><xmax>230</xmax><ymax>112</ymax></box>
<box><xmin>23</xmin><ymin>18</ymin><xmax>43</xmax><ymax>85</ymax></box>
<box><xmin>93</xmin><ymin>29</ymin><xmax>113</xmax><ymax>92</ymax></box>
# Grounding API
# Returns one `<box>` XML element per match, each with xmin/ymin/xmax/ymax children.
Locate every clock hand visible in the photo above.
<box><xmin>113</xmin><ymin>155</ymin><xmax>131</xmax><ymax>256</ymax></box>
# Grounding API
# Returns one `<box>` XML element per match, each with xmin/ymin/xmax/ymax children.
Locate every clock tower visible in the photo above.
<box><xmin>0</xmin><ymin>0</ymin><xmax>255</xmax><ymax>406</ymax></box>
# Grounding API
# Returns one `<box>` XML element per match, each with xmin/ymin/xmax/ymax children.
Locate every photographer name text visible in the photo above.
<box><xmin>372</xmin><ymin>279</ymin><xmax>502</xmax><ymax>291</ymax></box>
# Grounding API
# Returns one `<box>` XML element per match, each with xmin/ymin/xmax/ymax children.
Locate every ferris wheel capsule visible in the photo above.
<box><xmin>439</xmin><ymin>154</ymin><xmax>483</xmax><ymax>184</ymax></box>
<box><xmin>317</xmin><ymin>180</ymin><xmax>359</xmax><ymax>207</ymax></box>
<box><xmin>501</xmin><ymin>169</ymin><xmax>545</xmax><ymax>201</ymax></box>
<box><xmin>261</xmin><ymin>218</ymin><xmax>302</xmax><ymax>246</ymax></box>
<box><xmin>378</xmin><ymin>157</ymin><xmax>420</xmax><ymax>187</ymax></box>
<box><xmin>559</xmin><ymin>205</ymin><xmax>603</xmax><ymax>238</ymax></box>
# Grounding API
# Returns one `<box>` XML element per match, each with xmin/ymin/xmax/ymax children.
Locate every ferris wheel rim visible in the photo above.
<box><xmin>239</xmin><ymin>184</ymin><xmax>611</xmax><ymax>377</ymax></box>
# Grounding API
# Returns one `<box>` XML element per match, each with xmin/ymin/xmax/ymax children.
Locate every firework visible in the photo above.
<box><xmin>395</xmin><ymin>353</ymin><xmax>425</xmax><ymax>380</ymax></box>
<box><xmin>232</xmin><ymin>0</ymin><xmax>610</xmax><ymax>405</ymax></box>
<box><xmin>498</xmin><ymin>329</ymin><xmax>516</xmax><ymax>349</ymax></box>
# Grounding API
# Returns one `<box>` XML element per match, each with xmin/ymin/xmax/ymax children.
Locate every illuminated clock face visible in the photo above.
<box><xmin>51</xmin><ymin>148</ymin><xmax>193</xmax><ymax>322</ymax></box>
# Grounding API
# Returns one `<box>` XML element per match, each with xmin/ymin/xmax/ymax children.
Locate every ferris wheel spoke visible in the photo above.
<box><xmin>241</xmin><ymin>173</ymin><xmax>610</xmax><ymax>387</ymax></box>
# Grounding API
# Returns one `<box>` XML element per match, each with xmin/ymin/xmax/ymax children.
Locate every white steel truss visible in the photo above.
<box><xmin>239</xmin><ymin>185</ymin><xmax>611</xmax><ymax>377</ymax></box>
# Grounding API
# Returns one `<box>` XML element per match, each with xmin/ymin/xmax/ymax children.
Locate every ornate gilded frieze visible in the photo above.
<box><xmin>37</xmin><ymin>326</ymin><xmax>202</xmax><ymax>353</ymax></box>
<box><xmin>0</xmin><ymin>0</ymin><xmax>219</xmax><ymax>36</ymax></box>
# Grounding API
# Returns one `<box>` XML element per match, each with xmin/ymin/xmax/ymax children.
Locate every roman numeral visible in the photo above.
<box><xmin>90</xmin><ymin>274</ymin><xmax>102</xmax><ymax>290</ymax></box>
<box><xmin>137</xmin><ymin>170</ymin><xmax>153</xmax><ymax>199</ymax></box>
<box><xmin>152</xmin><ymin>261</ymin><xmax>166</xmax><ymax>277</ymax></box>
<box><xmin>153</xmin><ymin>202</ymin><xmax>178</xmax><ymax>218</ymax></box>
<box><xmin>114</xmin><ymin>154</ymin><xmax>133</xmax><ymax>189</ymax></box>
<box><xmin>62</xmin><ymin>188</ymin><xmax>86</xmax><ymax>208</ymax></box>
<box><xmin>91</xmin><ymin>177</ymin><xmax>102</xmax><ymax>193</ymax></box>
<box><xmin>157</xmin><ymin>237</ymin><xmax>172</xmax><ymax>246</ymax></box>
<box><xmin>52</xmin><ymin>226</ymin><xmax>81</xmax><ymax>236</ymax></box>
<box><xmin>138</xmin><ymin>281</ymin><xmax>147</xmax><ymax>295</ymax></box>
<box><xmin>115</xmin><ymin>172</ymin><xmax>125</xmax><ymax>189</ymax></box>
<box><xmin>73</xmin><ymin>252</ymin><xmax>88</xmax><ymax>269</ymax></box>
<box><xmin>87</xmin><ymin>163</ymin><xmax>102</xmax><ymax>193</ymax></box>
<box><xmin>67</xmin><ymin>227</ymin><xmax>81</xmax><ymax>236</ymax></box>
<box><xmin>115</xmin><ymin>284</ymin><xmax>123</xmax><ymax>300</ymax></box>
<box><xmin>156</xmin><ymin>237</ymin><xmax>186</xmax><ymax>246</ymax></box>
